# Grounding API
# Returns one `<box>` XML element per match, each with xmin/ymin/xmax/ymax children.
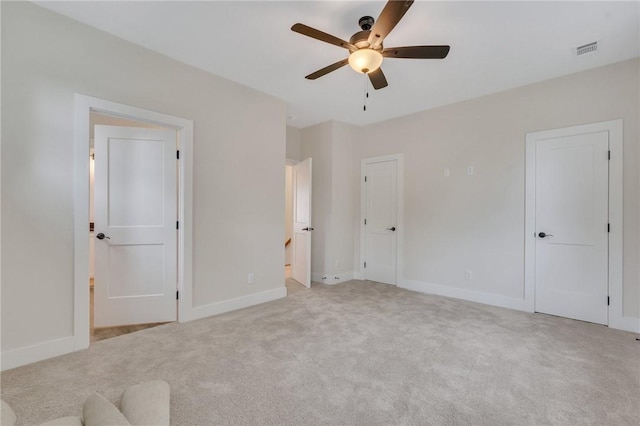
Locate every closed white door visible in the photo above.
<box><xmin>364</xmin><ymin>160</ymin><xmax>398</xmax><ymax>285</ymax></box>
<box><xmin>94</xmin><ymin>125</ymin><xmax>177</xmax><ymax>327</ymax></box>
<box><xmin>292</xmin><ymin>158</ymin><xmax>312</xmax><ymax>288</ymax></box>
<box><xmin>535</xmin><ymin>131</ymin><xmax>609</xmax><ymax>324</ymax></box>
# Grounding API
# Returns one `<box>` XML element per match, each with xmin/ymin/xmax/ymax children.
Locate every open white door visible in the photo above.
<box><xmin>534</xmin><ymin>131</ymin><xmax>609</xmax><ymax>324</ymax></box>
<box><xmin>363</xmin><ymin>158</ymin><xmax>398</xmax><ymax>285</ymax></box>
<box><xmin>292</xmin><ymin>158</ymin><xmax>312</xmax><ymax>288</ymax></box>
<box><xmin>94</xmin><ymin>125</ymin><xmax>177</xmax><ymax>327</ymax></box>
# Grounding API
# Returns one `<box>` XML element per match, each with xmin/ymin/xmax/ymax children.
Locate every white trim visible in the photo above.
<box><xmin>183</xmin><ymin>287</ymin><xmax>286</xmax><ymax>322</ymax></box>
<box><xmin>311</xmin><ymin>271</ymin><xmax>355</xmax><ymax>285</ymax></box>
<box><xmin>525</xmin><ymin>119</ymin><xmax>636</xmax><ymax>332</ymax></box>
<box><xmin>359</xmin><ymin>154</ymin><xmax>404</xmax><ymax>285</ymax></box>
<box><xmin>73</xmin><ymin>94</ymin><xmax>195</xmax><ymax>352</ymax></box>
<box><xmin>400</xmin><ymin>279</ymin><xmax>529</xmax><ymax>312</ymax></box>
<box><xmin>1</xmin><ymin>337</ymin><xmax>75</xmax><ymax>371</ymax></box>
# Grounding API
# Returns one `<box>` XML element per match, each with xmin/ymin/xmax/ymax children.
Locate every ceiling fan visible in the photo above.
<box><xmin>291</xmin><ymin>0</ymin><xmax>450</xmax><ymax>90</ymax></box>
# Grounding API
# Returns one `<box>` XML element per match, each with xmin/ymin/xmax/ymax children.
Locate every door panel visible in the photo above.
<box><xmin>364</xmin><ymin>160</ymin><xmax>398</xmax><ymax>285</ymax></box>
<box><xmin>107</xmin><ymin>138</ymin><xmax>165</xmax><ymax>226</ymax></box>
<box><xmin>94</xmin><ymin>125</ymin><xmax>177</xmax><ymax>327</ymax></box>
<box><xmin>107</xmin><ymin>245</ymin><xmax>165</xmax><ymax>297</ymax></box>
<box><xmin>535</xmin><ymin>132</ymin><xmax>608</xmax><ymax>324</ymax></box>
<box><xmin>292</xmin><ymin>158</ymin><xmax>312</xmax><ymax>288</ymax></box>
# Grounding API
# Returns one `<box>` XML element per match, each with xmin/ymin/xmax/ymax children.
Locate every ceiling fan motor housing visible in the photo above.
<box><xmin>350</xmin><ymin>30</ymin><xmax>382</xmax><ymax>50</ymax></box>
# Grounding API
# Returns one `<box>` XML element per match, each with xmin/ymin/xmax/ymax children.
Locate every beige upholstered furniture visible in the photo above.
<box><xmin>1</xmin><ymin>380</ymin><xmax>169</xmax><ymax>426</ymax></box>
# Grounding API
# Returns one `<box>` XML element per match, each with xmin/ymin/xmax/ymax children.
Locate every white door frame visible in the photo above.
<box><xmin>524</xmin><ymin>119</ymin><xmax>631</xmax><ymax>331</ymax></box>
<box><xmin>285</xmin><ymin>158</ymin><xmax>299</xmax><ymax>282</ymax></box>
<box><xmin>74</xmin><ymin>94</ymin><xmax>194</xmax><ymax>350</ymax></box>
<box><xmin>359</xmin><ymin>154</ymin><xmax>404</xmax><ymax>284</ymax></box>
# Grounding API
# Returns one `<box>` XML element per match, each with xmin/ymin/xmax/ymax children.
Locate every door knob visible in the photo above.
<box><xmin>386</xmin><ymin>227</ymin><xmax>396</xmax><ymax>231</ymax></box>
<box><xmin>538</xmin><ymin>232</ymin><xmax>553</xmax><ymax>238</ymax></box>
<box><xmin>302</xmin><ymin>227</ymin><xmax>314</xmax><ymax>231</ymax></box>
<box><xmin>96</xmin><ymin>232</ymin><xmax>110</xmax><ymax>240</ymax></box>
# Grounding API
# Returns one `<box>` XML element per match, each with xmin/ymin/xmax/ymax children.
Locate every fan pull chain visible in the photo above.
<box><xmin>363</xmin><ymin>74</ymin><xmax>369</xmax><ymax>111</ymax></box>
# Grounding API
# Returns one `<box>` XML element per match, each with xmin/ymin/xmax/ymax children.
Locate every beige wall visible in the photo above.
<box><xmin>330</xmin><ymin>122</ymin><xmax>359</xmax><ymax>276</ymax></box>
<box><xmin>355</xmin><ymin>58</ymin><xmax>640</xmax><ymax>318</ymax></box>
<box><xmin>1</xmin><ymin>2</ymin><xmax>286</xmax><ymax>351</ymax></box>
<box><xmin>286</xmin><ymin>126</ymin><xmax>302</xmax><ymax>161</ymax></box>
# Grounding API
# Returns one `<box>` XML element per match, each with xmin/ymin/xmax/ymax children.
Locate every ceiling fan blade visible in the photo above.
<box><xmin>292</xmin><ymin>23</ymin><xmax>356</xmax><ymax>51</ymax></box>
<box><xmin>368</xmin><ymin>0</ymin><xmax>414</xmax><ymax>48</ymax></box>
<box><xmin>383</xmin><ymin>45</ymin><xmax>450</xmax><ymax>59</ymax></box>
<box><xmin>305</xmin><ymin>58</ymin><xmax>349</xmax><ymax>80</ymax></box>
<box><xmin>368</xmin><ymin>68</ymin><xmax>388</xmax><ymax>90</ymax></box>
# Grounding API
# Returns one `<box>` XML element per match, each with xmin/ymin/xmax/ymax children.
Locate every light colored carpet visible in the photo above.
<box><xmin>2</xmin><ymin>280</ymin><xmax>639</xmax><ymax>425</ymax></box>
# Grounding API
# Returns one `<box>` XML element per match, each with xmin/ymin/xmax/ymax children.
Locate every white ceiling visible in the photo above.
<box><xmin>36</xmin><ymin>1</ymin><xmax>640</xmax><ymax>128</ymax></box>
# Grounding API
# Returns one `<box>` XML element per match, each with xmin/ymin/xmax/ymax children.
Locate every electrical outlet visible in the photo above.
<box><xmin>465</xmin><ymin>270</ymin><xmax>473</xmax><ymax>280</ymax></box>
<box><xmin>444</xmin><ymin>167</ymin><xmax>450</xmax><ymax>177</ymax></box>
<box><xmin>467</xmin><ymin>166</ymin><xmax>474</xmax><ymax>176</ymax></box>
<box><xmin>248</xmin><ymin>273</ymin><xmax>254</xmax><ymax>284</ymax></box>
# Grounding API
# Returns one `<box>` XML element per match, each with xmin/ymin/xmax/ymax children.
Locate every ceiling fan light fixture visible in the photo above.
<box><xmin>348</xmin><ymin>49</ymin><xmax>383</xmax><ymax>74</ymax></box>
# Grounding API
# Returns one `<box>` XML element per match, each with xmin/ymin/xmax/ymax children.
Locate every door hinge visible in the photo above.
<box><xmin>608</xmin><ymin>150</ymin><xmax>611</xmax><ymax>160</ymax></box>
<box><xmin>608</xmin><ymin>223</ymin><xmax>610</xmax><ymax>233</ymax></box>
<box><xmin>176</xmin><ymin>290</ymin><xmax>180</xmax><ymax>300</ymax></box>
<box><xmin>364</xmin><ymin>218</ymin><xmax>367</xmax><ymax>225</ymax></box>
<box><xmin>607</xmin><ymin>296</ymin><xmax>610</xmax><ymax>306</ymax></box>
<box><xmin>176</xmin><ymin>221</ymin><xmax>179</xmax><ymax>230</ymax></box>
<box><xmin>177</xmin><ymin>150</ymin><xmax>180</xmax><ymax>160</ymax></box>
<box><xmin>364</xmin><ymin>176</ymin><xmax>367</xmax><ymax>182</ymax></box>
<box><xmin>364</xmin><ymin>261</ymin><xmax>367</xmax><ymax>268</ymax></box>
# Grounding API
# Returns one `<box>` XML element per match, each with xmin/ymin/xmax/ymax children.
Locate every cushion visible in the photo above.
<box><xmin>40</xmin><ymin>416</ymin><xmax>84</xmax><ymax>426</ymax></box>
<box><xmin>1</xmin><ymin>400</ymin><xmax>17</xmax><ymax>426</ymax></box>
<box><xmin>119</xmin><ymin>380</ymin><xmax>170</xmax><ymax>426</ymax></box>
<box><xmin>83</xmin><ymin>392</ymin><xmax>131</xmax><ymax>426</ymax></box>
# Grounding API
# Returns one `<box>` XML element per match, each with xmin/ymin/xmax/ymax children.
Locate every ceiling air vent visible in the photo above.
<box><xmin>576</xmin><ymin>41</ymin><xmax>598</xmax><ymax>56</ymax></box>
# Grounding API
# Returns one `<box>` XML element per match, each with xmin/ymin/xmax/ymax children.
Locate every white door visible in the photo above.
<box><xmin>94</xmin><ymin>125</ymin><xmax>177</xmax><ymax>327</ymax></box>
<box><xmin>535</xmin><ymin>131</ymin><xmax>609</xmax><ymax>324</ymax></box>
<box><xmin>363</xmin><ymin>159</ymin><xmax>398</xmax><ymax>285</ymax></box>
<box><xmin>292</xmin><ymin>158</ymin><xmax>312</xmax><ymax>288</ymax></box>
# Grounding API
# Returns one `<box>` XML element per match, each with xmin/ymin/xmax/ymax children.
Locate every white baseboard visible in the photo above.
<box><xmin>609</xmin><ymin>314</ymin><xmax>640</xmax><ymax>333</ymax></box>
<box><xmin>2</xmin><ymin>287</ymin><xmax>287</xmax><ymax>371</ymax></box>
<box><xmin>311</xmin><ymin>271</ymin><xmax>354</xmax><ymax>285</ymax></box>
<box><xmin>399</xmin><ymin>279</ymin><xmax>530</xmax><ymax>312</ymax></box>
<box><xmin>184</xmin><ymin>286</ymin><xmax>287</xmax><ymax>322</ymax></box>
<box><xmin>353</xmin><ymin>271</ymin><xmax>364</xmax><ymax>280</ymax></box>
<box><xmin>1</xmin><ymin>336</ymin><xmax>76</xmax><ymax>371</ymax></box>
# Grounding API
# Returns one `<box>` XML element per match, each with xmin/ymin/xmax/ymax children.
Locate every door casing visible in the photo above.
<box><xmin>74</xmin><ymin>94</ymin><xmax>194</xmax><ymax>350</ymax></box>
<box><xmin>359</xmin><ymin>154</ymin><xmax>404</xmax><ymax>284</ymax></box>
<box><xmin>524</xmin><ymin>119</ymin><xmax>626</xmax><ymax>329</ymax></box>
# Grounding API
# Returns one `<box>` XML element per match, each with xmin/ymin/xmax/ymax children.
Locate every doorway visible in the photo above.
<box><xmin>284</xmin><ymin>162</ymin><xmax>296</xmax><ymax>290</ymax></box>
<box><xmin>74</xmin><ymin>95</ymin><xmax>194</xmax><ymax>350</ymax></box>
<box><xmin>525</xmin><ymin>119</ymin><xmax>624</xmax><ymax>327</ymax></box>
<box><xmin>360</xmin><ymin>154</ymin><xmax>403</xmax><ymax>285</ymax></box>
<box><xmin>285</xmin><ymin>158</ymin><xmax>313</xmax><ymax>292</ymax></box>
